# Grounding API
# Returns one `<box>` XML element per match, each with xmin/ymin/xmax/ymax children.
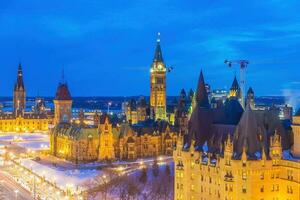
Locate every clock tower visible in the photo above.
<box><xmin>150</xmin><ymin>33</ymin><xmax>167</xmax><ymax>120</ymax></box>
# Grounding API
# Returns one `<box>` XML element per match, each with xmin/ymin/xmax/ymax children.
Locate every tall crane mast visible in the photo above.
<box><xmin>224</xmin><ymin>59</ymin><xmax>249</xmax><ymax>108</ymax></box>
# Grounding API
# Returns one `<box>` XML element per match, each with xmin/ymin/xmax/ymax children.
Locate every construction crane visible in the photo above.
<box><xmin>224</xmin><ymin>59</ymin><xmax>249</xmax><ymax>108</ymax></box>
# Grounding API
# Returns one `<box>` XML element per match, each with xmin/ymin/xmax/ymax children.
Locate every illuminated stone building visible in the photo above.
<box><xmin>0</xmin><ymin>64</ymin><xmax>51</xmax><ymax>133</ymax></box>
<box><xmin>114</xmin><ymin>120</ymin><xmax>178</xmax><ymax>160</ymax></box>
<box><xmin>292</xmin><ymin>110</ymin><xmax>300</xmax><ymax>157</ymax></box>
<box><xmin>150</xmin><ymin>34</ymin><xmax>167</xmax><ymax>120</ymax></box>
<box><xmin>50</xmin><ymin>80</ymin><xmax>177</xmax><ymax>162</ymax></box>
<box><xmin>174</xmin><ymin>70</ymin><xmax>299</xmax><ymax>200</ymax></box>
<box><xmin>53</xmin><ymin>79</ymin><xmax>72</xmax><ymax>125</ymax></box>
<box><xmin>124</xmin><ymin>97</ymin><xmax>148</xmax><ymax>124</ymax></box>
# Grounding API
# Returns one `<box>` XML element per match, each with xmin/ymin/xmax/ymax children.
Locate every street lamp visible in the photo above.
<box><xmin>14</xmin><ymin>189</ymin><xmax>19</xmax><ymax>200</ymax></box>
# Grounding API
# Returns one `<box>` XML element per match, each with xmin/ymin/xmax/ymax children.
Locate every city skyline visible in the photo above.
<box><xmin>1</xmin><ymin>1</ymin><xmax>300</xmax><ymax>97</ymax></box>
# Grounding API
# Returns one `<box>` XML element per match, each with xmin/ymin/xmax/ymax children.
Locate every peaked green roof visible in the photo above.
<box><xmin>52</xmin><ymin>123</ymin><xmax>98</xmax><ymax>140</ymax></box>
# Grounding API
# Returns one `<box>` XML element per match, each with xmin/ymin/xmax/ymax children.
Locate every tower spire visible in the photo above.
<box><xmin>153</xmin><ymin>32</ymin><xmax>164</xmax><ymax>62</ymax></box>
<box><xmin>195</xmin><ymin>70</ymin><xmax>209</xmax><ymax>108</ymax></box>
<box><xmin>61</xmin><ymin>68</ymin><xmax>66</xmax><ymax>84</ymax></box>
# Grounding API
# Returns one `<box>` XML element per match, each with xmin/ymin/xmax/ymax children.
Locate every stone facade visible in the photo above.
<box><xmin>173</xmin><ymin>70</ymin><xmax>299</xmax><ymax>200</ymax></box>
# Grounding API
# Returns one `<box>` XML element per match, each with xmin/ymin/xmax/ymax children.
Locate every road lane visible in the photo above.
<box><xmin>0</xmin><ymin>171</ymin><xmax>32</xmax><ymax>200</ymax></box>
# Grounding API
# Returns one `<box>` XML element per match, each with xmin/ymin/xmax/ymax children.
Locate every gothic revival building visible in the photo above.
<box><xmin>124</xmin><ymin>96</ymin><xmax>148</xmax><ymax>124</ymax></box>
<box><xmin>174</xmin><ymin>70</ymin><xmax>299</xmax><ymax>200</ymax></box>
<box><xmin>0</xmin><ymin>64</ymin><xmax>51</xmax><ymax>132</ymax></box>
<box><xmin>50</xmin><ymin>78</ymin><xmax>178</xmax><ymax>162</ymax></box>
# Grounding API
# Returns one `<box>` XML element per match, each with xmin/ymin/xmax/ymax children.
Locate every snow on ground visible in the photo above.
<box><xmin>16</xmin><ymin>141</ymin><xmax>49</xmax><ymax>150</ymax></box>
<box><xmin>19</xmin><ymin>158</ymin><xmax>102</xmax><ymax>190</ymax></box>
<box><xmin>0</xmin><ymin>132</ymin><xmax>49</xmax><ymax>150</ymax></box>
<box><xmin>0</xmin><ymin>132</ymin><xmax>48</xmax><ymax>141</ymax></box>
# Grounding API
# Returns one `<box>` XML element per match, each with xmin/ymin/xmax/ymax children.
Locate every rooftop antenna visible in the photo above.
<box><xmin>157</xmin><ymin>32</ymin><xmax>161</xmax><ymax>43</ymax></box>
<box><xmin>61</xmin><ymin>68</ymin><xmax>65</xmax><ymax>84</ymax></box>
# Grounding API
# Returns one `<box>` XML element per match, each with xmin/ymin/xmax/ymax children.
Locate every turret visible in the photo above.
<box><xmin>53</xmin><ymin>71</ymin><xmax>72</xmax><ymax>125</ymax></box>
<box><xmin>228</xmin><ymin>76</ymin><xmax>240</xmax><ymax>99</ymax></box>
<box><xmin>246</xmin><ymin>87</ymin><xmax>255</xmax><ymax>109</ymax></box>
<box><xmin>270</xmin><ymin>130</ymin><xmax>282</xmax><ymax>164</ymax></box>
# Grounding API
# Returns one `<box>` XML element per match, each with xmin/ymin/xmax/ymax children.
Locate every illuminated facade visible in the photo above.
<box><xmin>292</xmin><ymin>111</ymin><xmax>300</xmax><ymax>157</ymax></box>
<box><xmin>174</xmin><ymin>70</ymin><xmax>300</xmax><ymax>200</ymax></box>
<box><xmin>228</xmin><ymin>76</ymin><xmax>241</xmax><ymax>99</ymax></box>
<box><xmin>13</xmin><ymin>63</ymin><xmax>26</xmax><ymax>115</ymax></box>
<box><xmin>53</xmin><ymin>80</ymin><xmax>72</xmax><ymax>125</ymax></box>
<box><xmin>50</xmin><ymin>80</ymin><xmax>177</xmax><ymax>162</ymax></box>
<box><xmin>50</xmin><ymin>117</ymin><xmax>177</xmax><ymax>162</ymax></box>
<box><xmin>124</xmin><ymin>97</ymin><xmax>148</xmax><ymax>124</ymax></box>
<box><xmin>150</xmin><ymin>34</ymin><xmax>167</xmax><ymax>120</ymax></box>
<box><xmin>0</xmin><ymin>64</ymin><xmax>51</xmax><ymax>133</ymax></box>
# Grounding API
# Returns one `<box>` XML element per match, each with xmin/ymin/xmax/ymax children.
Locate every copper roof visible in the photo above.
<box><xmin>153</xmin><ymin>40</ymin><xmax>163</xmax><ymax>62</ymax></box>
<box><xmin>55</xmin><ymin>83</ymin><xmax>72</xmax><ymax>100</ymax></box>
<box><xmin>195</xmin><ymin>70</ymin><xmax>209</xmax><ymax>108</ymax></box>
<box><xmin>14</xmin><ymin>63</ymin><xmax>25</xmax><ymax>91</ymax></box>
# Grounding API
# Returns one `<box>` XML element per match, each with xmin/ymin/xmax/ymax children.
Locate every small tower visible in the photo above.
<box><xmin>150</xmin><ymin>33</ymin><xmax>167</xmax><ymax>121</ymax></box>
<box><xmin>78</xmin><ymin>109</ymin><xmax>85</xmax><ymax>126</ymax></box>
<box><xmin>53</xmin><ymin>72</ymin><xmax>72</xmax><ymax>125</ymax></box>
<box><xmin>98</xmin><ymin>114</ymin><xmax>115</xmax><ymax>160</ymax></box>
<box><xmin>246</xmin><ymin>87</ymin><xmax>255</xmax><ymax>109</ymax></box>
<box><xmin>228</xmin><ymin>76</ymin><xmax>240</xmax><ymax>99</ymax></box>
<box><xmin>13</xmin><ymin>63</ymin><xmax>26</xmax><ymax>116</ymax></box>
<box><xmin>270</xmin><ymin>130</ymin><xmax>282</xmax><ymax>163</ymax></box>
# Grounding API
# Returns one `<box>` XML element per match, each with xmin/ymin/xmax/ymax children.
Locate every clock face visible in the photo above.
<box><xmin>158</xmin><ymin>64</ymin><xmax>163</xmax><ymax>70</ymax></box>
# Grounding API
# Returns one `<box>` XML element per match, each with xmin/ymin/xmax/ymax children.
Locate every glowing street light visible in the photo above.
<box><xmin>14</xmin><ymin>189</ymin><xmax>19</xmax><ymax>200</ymax></box>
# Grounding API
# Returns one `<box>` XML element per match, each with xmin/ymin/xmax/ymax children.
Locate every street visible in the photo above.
<box><xmin>0</xmin><ymin>171</ymin><xmax>32</xmax><ymax>200</ymax></box>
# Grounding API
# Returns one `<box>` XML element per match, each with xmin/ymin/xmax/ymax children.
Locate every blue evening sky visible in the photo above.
<box><xmin>0</xmin><ymin>0</ymin><xmax>300</xmax><ymax>97</ymax></box>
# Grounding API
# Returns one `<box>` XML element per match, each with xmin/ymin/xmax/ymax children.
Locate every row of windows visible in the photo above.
<box><xmin>0</xmin><ymin>121</ymin><xmax>47</xmax><ymax>125</ymax></box>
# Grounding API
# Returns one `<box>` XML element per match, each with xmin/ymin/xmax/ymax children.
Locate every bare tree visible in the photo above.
<box><xmin>139</xmin><ymin>167</ymin><xmax>148</xmax><ymax>184</ymax></box>
<box><xmin>152</xmin><ymin>158</ymin><xmax>159</xmax><ymax>178</ymax></box>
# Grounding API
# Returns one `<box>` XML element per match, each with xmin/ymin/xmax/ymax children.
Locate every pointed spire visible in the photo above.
<box><xmin>247</xmin><ymin>87</ymin><xmax>254</xmax><ymax>95</ymax></box>
<box><xmin>153</xmin><ymin>32</ymin><xmax>164</xmax><ymax>62</ymax></box>
<box><xmin>14</xmin><ymin>63</ymin><xmax>25</xmax><ymax>91</ymax></box>
<box><xmin>262</xmin><ymin>145</ymin><xmax>266</xmax><ymax>160</ymax></box>
<box><xmin>55</xmin><ymin>69</ymin><xmax>72</xmax><ymax>100</ymax></box>
<box><xmin>190</xmin><ymin>139</ymin><xmax>195</xmax><ymax>153</ymax></box>
<box><xmin>180</xmin><ymin>89</ymin><xmax>186</xmax><ymax>99</ymax></box>
<box><xmin>18</xmin><ymin>62</ymin><xmax>22</xmax><ymax>71</ymax></box>
<box><xmin>61</xmin><ymin>68</ymin><xmax>66</xmax><ymax>84</ymax></box>
<box><xmin>231</xmin><ymin>76</ymin><xmax>239</xmax><ymax>90</ymax></box>
<box><xmin>195</xmin><ymin>70</ymin><xmax>209</xmax><ymax>108</ymax></box>
<box><xmin>242</xmin><ymin>146</ymin><xmax>247</xmax><ymax>161</ymax></box>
